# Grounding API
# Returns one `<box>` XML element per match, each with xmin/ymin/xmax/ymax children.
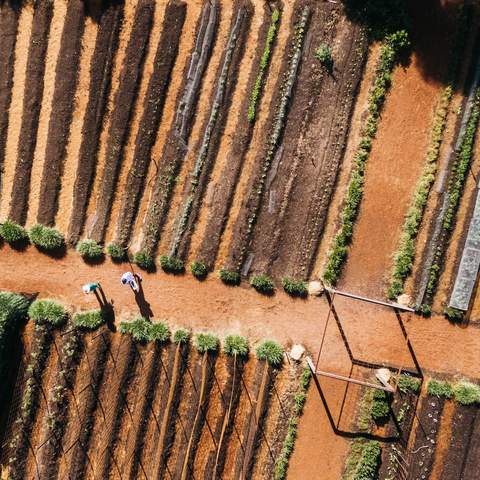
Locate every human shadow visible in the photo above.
<box><xmin>133</xmin><ymin>275</ymin><xmax>153</xmax><ymax>320</ymax></box>
<box><xmin>94</xmin><ymin>284</ymin><xmax>116</xmax><ymax>332</ymax></box>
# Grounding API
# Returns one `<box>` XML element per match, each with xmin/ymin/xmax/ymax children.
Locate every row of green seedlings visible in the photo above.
<box><xmin>343</xmin><ymin>440</ymin><xmax>382</xmax><ymax>480</ymax></box>
<box><xmin>322</xmin><ymin>29</ymin><xmax>411</xmax><ymax>286</ymax></box>
<box><xmin>428</xmin><ymin>378</ymin><xmax>480</xmax><ymax>405</ymax></box>
<box><xmin>421</xmin><ymin>88</ymin><xmax>480</xmax><ymax>317</ymax></box>
<box><xmin>7</xmin><ymin>298</ymin><xmax>104</xmax><ymax>478</ymax></box>
<box><xmin>386</xmin><ymin>5</ymin><xmax>471</xmax><ymax>301</ymax></box>
<box><xmin>0</xmin><ymin>221</ymin><xmax>65</xmax><ymax>252</ymax></box>
<box><xmin>273</xmin><ymin>367</ymin><xmax>311</xmax><ymax>479</ymax></box>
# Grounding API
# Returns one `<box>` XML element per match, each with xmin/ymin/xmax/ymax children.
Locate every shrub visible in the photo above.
<box><xmin>282</xmin><ymin>277</ymin><xmax>307</xmax><ymax>297</ymax></box>
<box><xmin>427</xmin><ymin>379</ymin><xmax>453</xmax><ymax>398</ymax></box>
<box><xmin>371</xmin><ymin>389</ymin><xmax>390</xmax><ymax>422</ymax></box>
<box><xmin>353</xmin><ymin>441</ymin><xmax>381</xmax><ymax>480</ymax></box>
<box><xmin>159</xmin><ymin>255</ymin><xmax>185</xmax><ymax>274</ymax></box>
<box><xmin>73</xmin><ymin>309</ymin><xmax>104</xmax><ymax>330</ymax></box>
<box><xmin>219</xmin><ymin>268</ymin><xmax>241</xmax><ymax>286</ymax></box>
<box><xmin>315</xmin><ymin>44</ymin><xmax>333</xmax><ymax>70</ymax></box>
<box><xmin>107</xmin><ymin>242</ymin><xmax>127</xmax><ymax>261</ymax></box>
<box><xmin>0</xmin><ymin>220</ymin><xmax>28</xmax><ymax>245</ymax></box>
<box><xmin>173</xmin><ymin>328</ymin><xmax>190</xmax><ymax>344</ymax></box>
<box><xmin>453</xmin><ymin>381</ymin><xmax>480</xmax><ymax>405</ymax></box>
<box><xmin>148</xmin><ymin>321</ymin><xmax>170</xmax><ymax>343</ymax></box>
<box><xmin>417</xmin><ymin>303</ymin><xmax>432</xmax><ymax>317</ymax></box>
<box><xmin>76</xmin><ymin>239</ymin><xmax>104</xmax><ymax>260</ymax></box>
<box><xmin>194</xmin><ymin>332</ymin><xmax>219</xmax><ymax>353</ymax></box>
<box><xmin>29</xmin><ymin>224</ymin><xmax>65</xmax><ymax>251</ymax></box>
<box><xmin>398</xmin><ymin>375</ymin><xmax>421</xmax><ymax>394</ymax></box>
<box><xmin>247</xmin><ymin>9</ymin><xmax>280</xmax><ymax>123</ymax></box>
<box><xmin>444</xmin><ymin>306</ymin><xmax>464</xmax><ymax>322</ymax></box>
<box><xmin>255</xmin><ymin>340</ymin><xmax>283</xmax><ymax>366</ymax></box>
<box><xmin>223</xmin><ymin>334</ymin><xmax>249</xmax><ymax>357</ymax></box>
<box><xmin>28</xmin><ymin>299</ymin><xmax>67</xmax><ymax>326</ymax></box>
<box><xmin>133</xmin><ymin>250</ymin><xmax>155</xmax><ymax>271</ymax></box>
<box><xmin>250</xmin><ymin>274</ymin><xmax>274</xmax><ymax>294</ymax></box>
<box><xmin>119</xmin><ymin>316</ymin><xmax>151</xmax><ymax>342</ymax></box>
<box><xmin>190</xmin><ymin>261</ymin><xmax>207</xmax><ymax>279</ymax></box>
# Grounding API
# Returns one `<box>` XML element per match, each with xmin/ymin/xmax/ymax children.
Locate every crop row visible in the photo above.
<box><xmin>322</xmin><ymin>29</ymin><xmax>410</xmax><ymax>285</ymax></box>
<box><xmin>387</xmin><ymin>5</ymin><xmax>472</xmax><ymax>300</ymax></box>
<box><xmin>222</xmin><ymin>6</ymin><xmax>311</xmax><ymax>279</ymax></box>
<box><xmin>138</xmin><ymin>0</ymin><xmax>219</xmax><ymax>264</ymax></box>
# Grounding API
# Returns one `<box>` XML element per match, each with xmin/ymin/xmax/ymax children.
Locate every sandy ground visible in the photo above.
<box><xmin>1</xmin><ymin>245</ymin><xmax>479</xmax><ymax>379</ymax></box>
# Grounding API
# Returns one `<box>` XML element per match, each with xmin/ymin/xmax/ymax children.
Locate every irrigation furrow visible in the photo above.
<box><xmin>8</xmin><ymin>0</ymin><xmax>52</xmax><ymax>225</ymax></box>
<box><xmin>67</xmin><ymin>1</ymin><xmax>123</xmax><ymax>243</ymax></box>
<box><xmin>0</xmin><ymin>1</ymin><xmax>20</xmax><ymax>200</ymax></box>
<box><xmin>89</xmin><ymin>0</ymin><xmax>155</xmax><ymax>243</ymax></box>
<box><xmin>36</xmin><ymin>0</ymin><xmax>85</xmax><ymax>226</ymax></box>
<box><xmin>114</xmin><ymin>0</ymin><xmax>187</xmax><ymax>249</ymax></box>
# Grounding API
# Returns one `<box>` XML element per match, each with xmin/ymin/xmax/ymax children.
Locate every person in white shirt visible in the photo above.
<box><xmin>121</xmin><ymin>271</ymin><xmax>141</xmax><ymax>292</ymax></box>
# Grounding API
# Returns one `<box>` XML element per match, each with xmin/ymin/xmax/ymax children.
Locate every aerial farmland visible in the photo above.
<box><xmin>0</xmin><ymin>0</ymin><xmax>479</xmax><ymax>479</ymax></box>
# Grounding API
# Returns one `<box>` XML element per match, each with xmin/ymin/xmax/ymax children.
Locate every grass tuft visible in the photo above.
<box><xmin>223</xmin><ymin>334</ymin><xmax>249</xmax><ymax>357</ymax></box>
<box><xmin>255</xmin><ymin>339</ymin><xmax>283</xmax><ymax>366</ymax></box>
<box><xmin>427</xmin><ymin>379</ymin><xmax>453</xmax><ymax>398</ymax></box>
<box><xmin>133</xmin><ymin>250</ymin><xmax>155</xmax><ymax>271</ymax></box>
<box><xmin>219</xmin><ymin>268</ymin><xmax>241</xmax><ymax>286</ymax></box>
<box><xmin>194</xmin><ymin>332</ymin><xmax>219</xmax><ymax>353</ymax></box>
<box><xmin>282</xmin><ymin>277</ymin><xmax>307</xmax><ymax>297</ymax></box>
<box><xmin>76</xmin><ymin>239</ymin><xmax>104</xmax><ymax>260</ymax></box>
<box><xmin>107</xmin><ymin>242</ymin><xmax>127</xmax><ymax>261</ymax></box>
<box><xmin>29</xmin><ymin>224</ymin><xmax>65</xmax><ymax>251</ymax></box>
<box><xmin>0</xmin><ymin>220</ymin><xmax>29</xmax><ymax>245</ymax></box>
<box><xmin>73</xmin><ymin>309</ymin><xmax>104</xmax><ymax>330</ymax></box>
<box><xmin>173</xmin><ymin>328</ymin><xmax>190</xmax><ymax>344</ymax></box>
<box><xmin>453</xmin><ymin>380</ymin><xmax>480</xmax><ymax>405</ymax></box>
<box><xmin>28</xmin><ymin>299</ymin><xmax>67</xmax><ymax>326</ymax></box>
<box><xmin>159</xmin><ymin>255</ymin><xmax>185</xmax><ymax>274</ymax></box>
<box><xmin>250</xmin><ymin>274</ymin><xmax>274</xmax><ymax>294</ymax></box>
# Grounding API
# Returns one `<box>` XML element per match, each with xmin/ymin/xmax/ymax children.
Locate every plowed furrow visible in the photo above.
<box><xmin>8</xmin><ymin>0</ymin><xmax>52</xmax><ymax>225</ymax></box>
<box><xmin>114</xmin><ymin>0</ymin><xmax>186</xmax><ymax>249</ymax></box>
<box><xmin>67</xmin><ymin>1</ymin><xmax>123</xmax><ymax>243</ymax></box>
<box><xmin>89</xmin><ymin>0</ymin><xmax>155</xmax><ymax>243</ymax></box>
<box><xmin>36</xmin><ymin>0</ymin><xmax>85</xmax><ymax>226</ymax></box>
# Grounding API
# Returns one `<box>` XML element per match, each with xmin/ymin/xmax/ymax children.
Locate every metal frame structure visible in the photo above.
<box><xmin>308</xmin><ymin>287</ymin><xmax>423</xmax><ymax>441</ymax></box>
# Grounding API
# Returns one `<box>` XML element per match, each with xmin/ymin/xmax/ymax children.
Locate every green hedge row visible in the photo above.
<box><xmin>247</xmin><ymin>8</ymin><xmax>280</xmax><ymax>123</ymax></box>
<box><xmin>323</xmin><ymin>30</ymin><xmax>410</xmax><ymax>285</ymax></box>
<box><xmin>274</xmin><ymin>367</ymin><xmax>311</xmax><ymax>479</ymax></box>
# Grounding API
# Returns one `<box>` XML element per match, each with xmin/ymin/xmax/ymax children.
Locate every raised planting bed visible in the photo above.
<box><xmin>248</xmin><ymin>2</ymin><xmax>368</xmax><ymax>281</ymax></box>
<box><xmin>195</xmin><ymin>6</ymin><xmax>279</xmax><ymax>270</ymax></box>
<box><xmin>34</xmin><ymin>325</ymin><xmax>83</xmax><ymax>479</ymax></box>
<box><xmin>89</xmin><ymin>0</ymin><xmax>155</xmax><ymax>242</ymax></box>
<box><xmin>36</xmin><ymin>0</ymin><xmax>85</xmax><ymax>226</ymax></box>
<box><xmin>67</xmin><ymin>1</ymin><xmax>123</xmax><ymax>243</ymax></box>
<box><xmin>167</xmin><ymin>4</ymin><xmax>252</xmax><ymax>262</ymax></box>
<box><xmin>9</xmin><ymin>0</ymin><xmax>53</xmax><ymax>225</ymax></box>
<box><xmin>223</xmin><ymin>6</ymin><xmax>311</xmax><ymax>276</ymax></box>
<box><xmin>138</xmin><ymin>0</ymin><xmax>219</xmax><ymax>261</ymax></box>
<box><xmin>67</xmin><ymin>326</ymin><xmax>112</xmax><ymax>479</ymax></box>
<box><xmin>0</xmin><ymin>2</ymin><xmax>20</xmax><ymax>196</ymax></box>
<box><xmin>408</xmin><ymin>393</ymin><xmax>447</xmax><ymax>479</ymax></box>
<box><xmin>150</xmin><ymin>338</ymin><xmax>189</xmax><ymax>478</ymax></box>
<box><xmin>113</xmin><ymin>0</ymin><xmax>186</xmax><ymax>249</ymax></box>
<box><xmin>461</xmin><ymin>406</ymin><xmax>480</xmax><ymax>479</ymax></box>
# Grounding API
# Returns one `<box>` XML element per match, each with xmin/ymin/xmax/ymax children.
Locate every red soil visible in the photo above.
<box><xmin>338</xmin><ymin>0</ymin><xmax>454</xmax><ymax>298</ymax></box>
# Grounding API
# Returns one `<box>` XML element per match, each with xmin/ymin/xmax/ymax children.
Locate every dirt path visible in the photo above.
<box><xmin>337</xmin><ymin>1</ymin><xmax>454</xmax><ymax>299</ymax></box>
<box><xmin>0</xmin><ymin>244</ymin><xmax>479</xmax><ymax>379</ymax></box>
<box><xmin>0</xmin><ymin>3</ymin><xmax>33</xmax><ymax>220</ymax></box>
<box><xmin>55</xmin><ymin>17</ymin><xmax>98</xmax><ymax>233</ymax></box>
<box><xmin>26</xmin><ymin>0</ymin><xmax>67</xmax><ymax>226</ymax></box>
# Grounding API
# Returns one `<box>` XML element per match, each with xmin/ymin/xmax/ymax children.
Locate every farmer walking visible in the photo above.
<box><xmin>121</xmin><ymin>271</ymin><xmax>142</xmax><ymax>292</ymax></box>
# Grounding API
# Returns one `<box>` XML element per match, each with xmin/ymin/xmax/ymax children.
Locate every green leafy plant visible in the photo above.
<box><xmin>397</xmin><ymin>375</ymin><xmax>421</xmax><ymax>394</ymax></box>
<box><xmin>353</xmin><ymin>441</ymin><xmax>382</xmax><ymax>480</ymax></box>
<box><xmin>247</xmin><ymin>9</ymin><xmax>280</xmax><ymax>123</ymax></box>
<box><xmin>453</xmin><ymin>380</ymin><xmax>480</xmax><ymax>405</ymax></box>
<box><xmin>323</xmin><ymin>29</ymin><xmax>410</xmax><ymax>285</ymax></box>
<box><xmin>133</xmin><ymin>250</ymin><xmax>155</xmax><ymax>271</ymax></box>
<box><xmin>219</xmin><ymin>268</ymin><xmax>241</xmax><ymax>286</ymax></box>
<box><xmin>159</xmin><ymin>255</ymin><xmax>185</xmax><ymax>274</ymax></box>
<box><xmin>444</xmin><ymin>306</ymin><xmax>464</xmax><ymax>322</ymax></box>
<box><xmin>29</xmin><ymin>224</ymin><xmax>65</xmax><ymax>251</ymax></box>
<box><xmin>173</xmin><ymin>328</ymin><xmax>190</xmax><ymax>344</ymax></box>
<box><xmin>194</xmin><ymin>332</ymin><xmax>219</xmax><ymax>353</ymax></box>
<box><xmin>427</xmin><ymin>379</ymin><xmax>453</xmax><ymax>398</ymax></box>
<box><xmin>255</xmin><ymin>339</ymin><xmax>283</xmax><ymax>366</ymax></box>
<box><xmin>0</xmin><ymin>220</ymin><xmax>29</xmax><ymax>245</ymax></box>
<box><xmin>73</xmin><ymin>309</ymin><xmax>104</xmax><ymax>330</ymax></box>
<box><xmin>315</xmin><ymin>44</ymin><xmax>333</xmax><ymax>70</ymax></box>
<box><xmin>148</xmin><ymin>321</ymin><xmax>170</xmax><ymax>343</ymax></box>
<box><xmin>250</xmin><ymin>274</ymin><xmax>274</xmax><ymax>294</ymax></box>
<box><xmin>119</xmin><ymin>316</ymin><xmax>151</xmax><ymax>342</ymax></box>
<box><xmin>76</xmin><ymin>239</ymin><xmax>104</xmax><ymax>260</ymax></box>
<box><xmin>282</xmin><ymin>277</ymin><xmax>307</xmax><ymax>297</ymax></box>
<box><xmin>371</xmin><ymin>389</ymin><xmax>390</xmax><ymax>423</ymax></box>
<box><xmin>223</xmin><ymin>334</ymin><xmax>249</xmax><ymax>357</ymax></box>
<box><xmin>190</xmin><ymin>260</ymin><xmax>207</xmax><ymax>279</ymax></box>
<box><xmin>107</xmin><ymin>242</ymin><xmax>127</xmax><ymax>261</ymax></box>
<box><xmin>28</xmin><ymin>299</ymin><xmax>67</xmax><ymax>326</ymax></box>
